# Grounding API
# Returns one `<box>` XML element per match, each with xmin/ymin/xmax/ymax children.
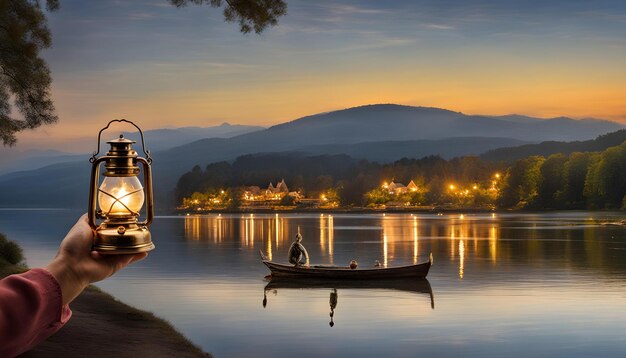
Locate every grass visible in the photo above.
<box><xmin>82</xmin><ymin>285</ymin><xmax>211</xmax><ymax>357</ymax></box>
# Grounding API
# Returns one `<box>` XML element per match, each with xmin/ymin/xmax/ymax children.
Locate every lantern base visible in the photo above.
<box><xmin>93</xmin><ymin>224</ymin><xmax>155</xmax><ymax>254</ymax></box>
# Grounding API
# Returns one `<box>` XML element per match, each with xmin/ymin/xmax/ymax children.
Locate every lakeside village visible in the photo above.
<box><xmin>177</xmin><ymin>174</ymin><xmax>502</xmax><ymax>212</ymax></box>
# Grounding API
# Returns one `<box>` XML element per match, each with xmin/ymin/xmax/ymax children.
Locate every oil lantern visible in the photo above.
<box><xmin>88</xmin><ymin>119</ymin><xmax>155</xmax><ymax>254</ymax></box>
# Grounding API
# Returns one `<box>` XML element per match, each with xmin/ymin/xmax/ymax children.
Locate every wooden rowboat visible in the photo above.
<box><xmin>260</xmin><ymin>251</ymin><xmax>432</xmax><ymax>279</ymax></box>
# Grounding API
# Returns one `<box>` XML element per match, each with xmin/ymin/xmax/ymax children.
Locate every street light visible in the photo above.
<box><xmin>88</xmin><ymin>119</ymin><xmax>155</xmax><ymax>254</ymax></box>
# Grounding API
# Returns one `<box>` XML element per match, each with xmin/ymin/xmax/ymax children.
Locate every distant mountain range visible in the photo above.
<box><xmin>0</xmin><ymin>123</ymin><xmax>264</xmax><ymax>175</ymax></box>
<box><xmin>0</xmin><ymin>104</ymin><xmax>623</xmax><ymax>209</ymax></box>
<box><xmin>123</xmin><ymin>123</ymin><xmax>265</xmax><ymax>151</ymax></box>
<box><xmin>252</xmin><ymin>104</ymin><xmax>621</xmax><ymax>144</ymax></box>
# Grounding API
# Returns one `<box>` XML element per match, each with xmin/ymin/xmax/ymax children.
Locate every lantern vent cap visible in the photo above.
<box><xmin>107</xmin><ymin>134</ymin><xmax>136</xmax><ymax>145</ymax></box>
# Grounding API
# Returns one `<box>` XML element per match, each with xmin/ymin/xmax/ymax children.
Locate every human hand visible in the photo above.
<box><xmin>46</xmin><ymin>214</ymin><xmax>148</xmax><ymax>305</ymax></box>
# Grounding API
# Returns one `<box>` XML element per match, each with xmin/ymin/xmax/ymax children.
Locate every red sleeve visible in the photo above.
<box><xmin>0</xmin><ymin>268</ymin><xmax>72</xmax><ymax>357</ymax></box>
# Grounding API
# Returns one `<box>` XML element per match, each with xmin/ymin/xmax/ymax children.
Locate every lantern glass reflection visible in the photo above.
<box><xmin>98</xmin><ymin>176</ymin><xmax>144</xmax><ymax>216</ymax></box>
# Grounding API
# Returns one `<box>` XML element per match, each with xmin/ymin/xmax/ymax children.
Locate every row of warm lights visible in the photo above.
<box><xmin>448</xmin><ymin>173</ymin><xmax>501</xmax><ymax>193</ymax></box>
<box><xmin>381</xmin><ymin>182</ymin><xmax>419</xmax><ymax>192</ymax></box>
<box><xmin>193</xmin><ymin>172</ymin><xmax>504</xmax><ymax>206</ymax></box>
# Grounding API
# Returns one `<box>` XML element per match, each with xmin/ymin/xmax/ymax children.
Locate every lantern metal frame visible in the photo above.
<box><xmin>88</xmin><ymin>119</ymin><xmax>155</xmax><ymax>254</ymax></box>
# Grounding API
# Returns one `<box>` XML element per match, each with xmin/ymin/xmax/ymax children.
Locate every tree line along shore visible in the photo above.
<box><xmin>176</xmin><ymin>140</ymin><xmax>626</xmax><ymax>213</ymax></box>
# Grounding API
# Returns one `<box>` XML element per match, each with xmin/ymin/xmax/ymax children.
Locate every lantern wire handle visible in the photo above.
<box><xmin>90</xmin><ymin>119</ymin><xmax>152</xmax><ymax>164</ymax></box>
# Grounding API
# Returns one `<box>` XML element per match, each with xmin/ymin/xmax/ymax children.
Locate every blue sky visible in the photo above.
<box><xmin>18</xmin><ymin>0</ymin><xmax>626</xmax><ymax>143</ymax></box>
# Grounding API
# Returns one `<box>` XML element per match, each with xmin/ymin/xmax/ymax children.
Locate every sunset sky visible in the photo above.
<box><xmin>16</xmin><ymin>0</ymin><xmax>626</xmax><ymax>143</ymax></box>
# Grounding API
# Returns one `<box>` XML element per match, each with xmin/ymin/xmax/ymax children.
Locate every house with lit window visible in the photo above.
<box><xmin>382</xmin><ymin>180</ymin><xmax>420</xmax><ymax>195</ymax></box>
<box><xmin>387</xmin><ymin>181</ymin><xmax>407</xmax><ymax>194</ymax></box>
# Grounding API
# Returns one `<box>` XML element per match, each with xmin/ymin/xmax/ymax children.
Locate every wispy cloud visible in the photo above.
<box><xmin>326</xmin><ymin>4</ymin><xmax>390</xmax><ymax>15</ymax></box>
<box><xmin>423</xmin><ymin>23</ymin><xmax>455</xmax><ymax>30</ymax></box>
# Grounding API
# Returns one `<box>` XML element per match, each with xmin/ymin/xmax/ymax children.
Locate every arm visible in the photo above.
<box><xmin>0</xmin><ymin>214</ymin><xmax>147</xmax><ymax>357</ymax></box>
<box><xmin>45</xmin><ymin>214</ymin><xmax>147</xmax><ymax>305</ymax></box>
<box><xmin>0</xmin><ymin>268</ymin><xmax>70</xmax><ymax>357</ymax></box>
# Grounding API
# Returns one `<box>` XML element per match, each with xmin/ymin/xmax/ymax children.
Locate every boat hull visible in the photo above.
<box><xmin>263</xmin><ymin>259</ymin><xmax>431</xmax><ymax>279</ymax></box>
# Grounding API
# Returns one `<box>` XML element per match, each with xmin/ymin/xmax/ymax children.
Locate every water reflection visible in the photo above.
<box><xmin>182</xmin><ymin>213</ymin><xmax>624</xmax><ymax>280</ymax></box>
<box><xmin>262</xmin><ymin>278</ymin><xmax>435</xmax><ymax>326</ymax></box>
<box><xmin>329</xmin><ymin>289</ymin><xmax>337</xmax><ymax>327</ymax></box>
<box><xmin>413</xmin><ymin>217</ymin><xmax>419</xmax><ymax>264</ymax></box>
<box><xmin>3</xmin><ymin>210</ymin><xmax>626</xmax><ymax>358</ymax></box>
<box><xmin>320</xmin><ymin>214</ymin><xmax>334</xmax><ymax>264</ymax></box>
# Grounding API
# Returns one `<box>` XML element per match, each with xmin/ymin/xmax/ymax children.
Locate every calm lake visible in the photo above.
<box><xmin>1</xmin><ymin>210</ymin><xmax>625</xmax><ymax>357</ymax></box>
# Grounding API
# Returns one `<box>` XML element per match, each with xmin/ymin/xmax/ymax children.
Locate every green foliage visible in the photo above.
<box><xmin>181</xmin><ymin>189</ymin><xmax>230</xmax><ymax>209</ymax></box>
<box><xmin>0</xmin><ymin>232</ymin><xmax>24</xmax><ymax>265</ymax></box>
<box><xmin>0</xmin><ymin>0</ymin><xmax>60</xmax><ymax>146</ymax></box>
<box><xmin>169</xmin><ymin>0</ymin><xmax>287</xmax><ymax>34</ymax></box>
<box><xmin>177</xmin><ymin>141</ymin><xmax>626</xmax><ymax>211</ymax></box>
<box><xmin>498</xmin><ymin>156</ymin><xmax>545</xmax><ymax>209</ymax></box>
<box><xmin>559</xmin><ymin>152</ymin><xmax>594</xmax><ymax>208</ymax></box>
<box><xmin>227</xmin><ymin>187</ymin><xmax>242</xmax><ymax>210</ymax></box>
<box><xmin>177</xmin><ymin>153</ymin><xmax>506</xmax><ymax>208</ymax></box>
<box><xmin>584</xmin><ymin>142</ymin><xmax>626</xmax><ymax>209</ymax></box>
<box><xmin>320</xmin><ymin>188</ymin><xmax>340</xmax><ymax>207</ymax></box>
<box><xmin>537</xmin><ymin>154</ymin><xmax>567</xmax><ymax>208</ymax></box>
<box><xmin>176</xmin><ymin>154</ymin><xmax>371</xmax><ymax>206</ymax></box>
<box><xmin>364</xmin><ymin>188</ymin><xmax>393</xmax><ymax>206</ymax></box>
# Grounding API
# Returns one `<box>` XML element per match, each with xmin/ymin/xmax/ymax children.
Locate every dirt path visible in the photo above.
<box><xmin>20</xmin><ymin>286</ymin><xmax>211</xmax><ymax>358</ymax></box>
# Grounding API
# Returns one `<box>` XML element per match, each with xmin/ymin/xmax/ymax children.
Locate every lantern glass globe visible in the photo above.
<box><xmin>98</xmin><ymin>176</ymin><xmax>144</xmax><ymax>216</ymax></box>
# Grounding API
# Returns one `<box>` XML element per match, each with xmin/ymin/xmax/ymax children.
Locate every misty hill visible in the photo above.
<box><xmin>0</xmin><ymin>104</ymin><xmax>622</xmax><ymax>209</ymax></box>
<box><xmin>298</xmin><ymin>137</ymin><xmax>528</xmax><ymax>162</ymax></box>
<box><xmin>0</xmin><ymin>123</ymin><xmax>263</xmax><ymax>175</ymax></box>
<box><xmin>157</xmin><ymin>104</ymin><xmax>619</xmax><ymax>162</ymax></box>
<box><xmin>124</xmin><ymin>123</ymin><xmax>265</xmax><ymax>152</ymax></box>
<box><xmin>481</xmin><ymin>129</ymin><xmax>626</xmax><ymax>162</ymax></box>
<box><xmin>152</xmin><ymin>104</ymin><xmax>620</xmax><ymax>193</ymax></box>
<box><xmin>0</xmin><ymin>161</ymin><xmax>88</xmax><ymax>208</ymax></box>
<box><xmin>0</xmin><ymin>150</ymin><xmax>83</xmax><ymax>176</ymax></box>
<box><xmin>224</xmin><ymin>104</ymin><xmax>621</xmax><ymax>148</ymax></box>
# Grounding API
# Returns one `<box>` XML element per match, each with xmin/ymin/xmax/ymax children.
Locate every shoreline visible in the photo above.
<box><xmin>21</xmin><ymin>285</ymin><xmax>210</xmax><ymax>358</ymax></box>
<box><xmin>175</xmin><ymin>206</ymin><xmax>493</xmax><ymax>214</ymax></box>
<box><xmin>0</xmin><ymin>261</ymin><xmax>210</xmax><ymax>357</ymax></box>
<box><xmin>1</xmin><ymin>206</ymin><xmax>624</xmax><ymax>215</ymax></box>
<box><xmin>171</xmin><ymin>207</ymin><xmax>625</xmax><ymax>215</ymax></box>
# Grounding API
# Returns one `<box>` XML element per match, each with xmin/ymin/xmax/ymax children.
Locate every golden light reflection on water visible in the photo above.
<box><xmin>489</xmin><ymin>225</ymin><xmax>498</xmax><ymax>264</ymax></box>
<box><xmin>328</xmin><ymin>215</ymin><xmax>334</xmax><ymax>264</ymax></box>
<box><xmin>383</xmin><ymin>233</ymin><xmax>388</xmax><ymax>268</ymax></box>
<box><xmin>320</xmin><ymin>214</ymin><xmax>326</xmax><ymax>254</ymax></box>
<box><xmin>11</xmin><ymin>210</ymin><xmax>626</xmax><ymax>358</ymax></box>
<box><xmin>183</xmin><ymin>214</ymin><xmax>512</xmax><ymax>277</ymax></box>
<box><xmin>319</xmin><ymin>214</ymin><xmax>335</xmax><ymax>263</ymax></box>
<box><xmin>413</xmin><ymin>217</ymin><xmax>419</xmax><ymax>265</ymax></box>
<box><xmin>459</xmin><ymin>240</ymin><xmax>465</xmax><ymax>279</ymax></box>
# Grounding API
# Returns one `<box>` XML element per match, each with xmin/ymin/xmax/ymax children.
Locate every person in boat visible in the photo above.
<box><xmin>288</xmin><ymin>232</ymin><xmax>309</xmax><ymax>266</ymax></box>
